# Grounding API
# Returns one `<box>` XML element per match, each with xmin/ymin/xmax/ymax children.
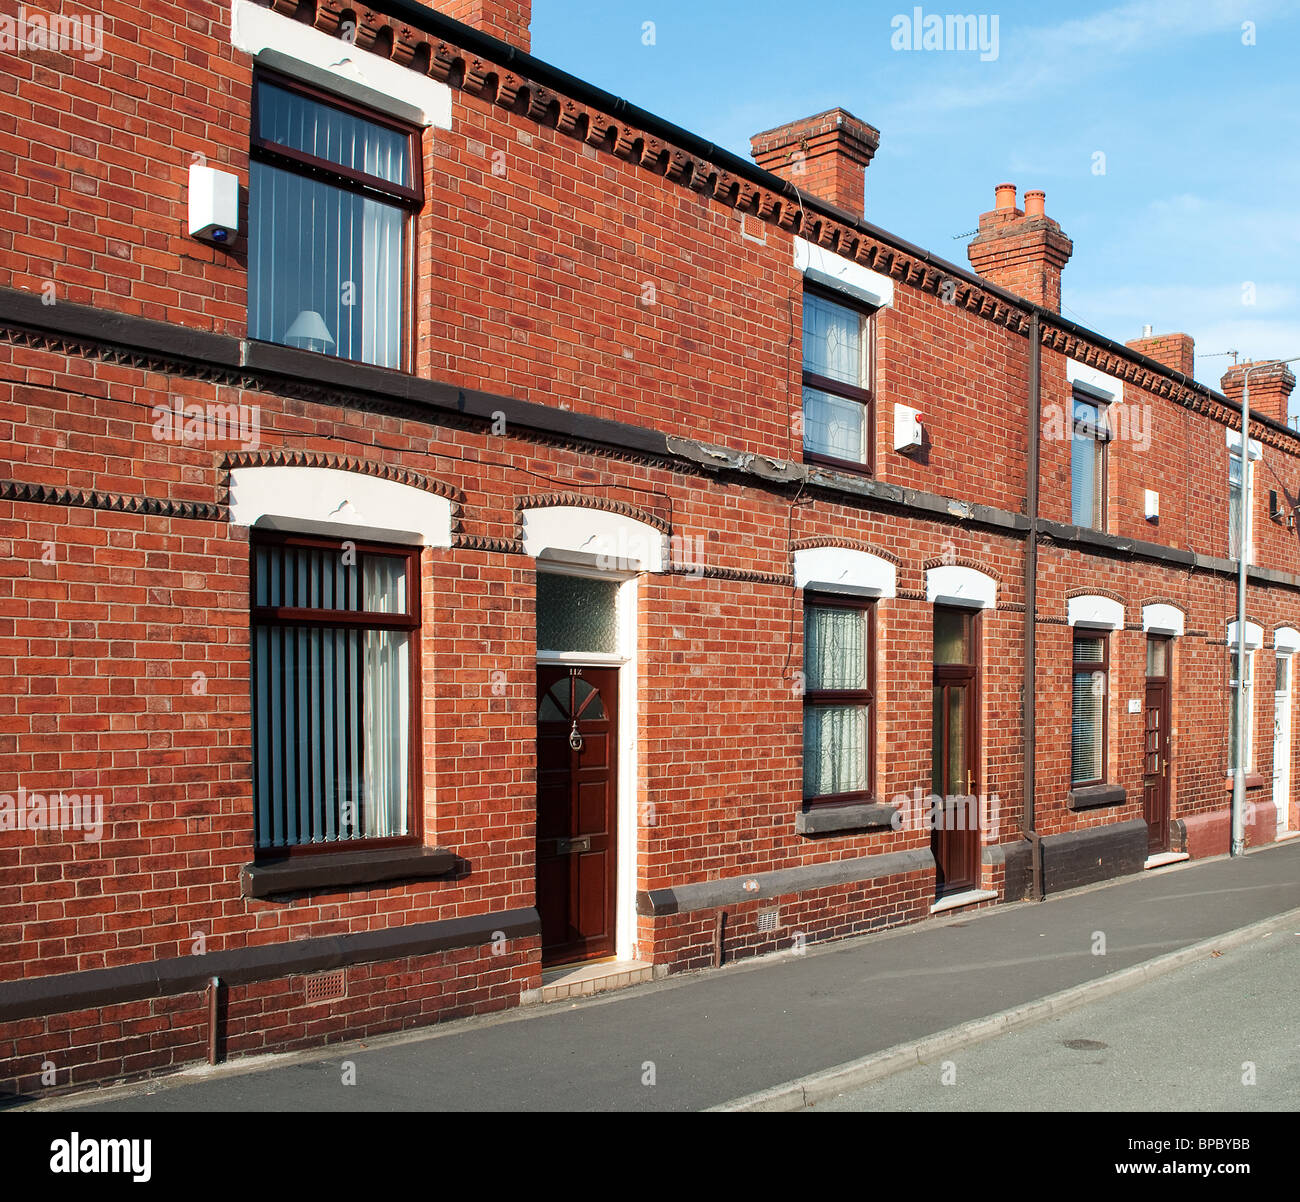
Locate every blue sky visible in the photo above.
<box><xmin>532</xmin><ymin>0</ymin><xmax>1300</xmax><ymax>400</ymax></box>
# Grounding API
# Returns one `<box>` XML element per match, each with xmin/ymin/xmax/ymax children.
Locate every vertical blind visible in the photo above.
<box><xmin>1071</xmin><ymin>636</ymin><xmax>1105</xmax><ymax>785</ymax></box>
<box><xmin>1071</xmin><ymin>397</ymin><xmax>1103</xmax><ymax>528</ymax></box>
<box><xmin>252</xmin><ymin>543</ymin><xmax>411</xmax><ymax>849</ymax></box>
<box><xmin>249</xmin><ymin>82</ymin><xmax>409</xmax><ymax>369</ymax></box>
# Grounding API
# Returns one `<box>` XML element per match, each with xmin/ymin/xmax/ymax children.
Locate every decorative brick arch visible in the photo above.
<box><xmin>518</xmin><ymin>494</ymin><xmax>670</xmax><ymax>573</ymax></box>
<box><xmin>224</xmin><ymin>451</ymin><xmax>462</xmax><ymax>546</ymax></box>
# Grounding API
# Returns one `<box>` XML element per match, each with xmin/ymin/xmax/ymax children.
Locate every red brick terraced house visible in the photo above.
<box><xmin>2</xmin><ymin>0</ymin><xmax>1299</xmax><ymax>1095</ymax></box>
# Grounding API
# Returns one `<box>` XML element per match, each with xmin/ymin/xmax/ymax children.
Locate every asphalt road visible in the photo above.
<box><xmin>816</xmin><ymin>927</ymin><xmax>1300</xmax><ymax>1111</ymax></box>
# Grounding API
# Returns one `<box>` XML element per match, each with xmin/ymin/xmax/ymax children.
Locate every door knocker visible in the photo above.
<box><xmin>569</xmin><ymin>721</ymin><xmax>584</xmax><ymax>752</ymax></box>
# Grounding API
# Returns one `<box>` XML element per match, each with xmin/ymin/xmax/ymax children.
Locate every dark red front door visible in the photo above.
<box><xmin>1143</xmin><ymin>638</ymin><xmax>1172</xmax><ymax>855</ymax></box>
<box><xmin>536</xmin><ymin>666</ymin><xmax>619</xmax><ymax>965</ymax></box>
<box><xmin>932</xmin><ymin>607</ymin><xmax>980</xmax><ymax>897</ymax></box>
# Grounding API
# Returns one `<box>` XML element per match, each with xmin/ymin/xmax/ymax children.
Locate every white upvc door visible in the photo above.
<box><xmin>1273</xmin><ymin>654</ymin><xmax>1293</xmax><ymax>835</ymax></box>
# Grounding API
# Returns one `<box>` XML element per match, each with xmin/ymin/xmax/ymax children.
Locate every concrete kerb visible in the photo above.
<box><xmin>711</xmin><ymin>904</ymin><xmax>1300</xmax><ymax>1112</ymax></box>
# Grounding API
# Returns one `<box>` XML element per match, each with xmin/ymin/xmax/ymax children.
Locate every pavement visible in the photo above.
<box><xmin>27</xmin><ymin>838</ymin><xmax>1300</xmax><ymax>1113</ymax></box>
<box><xmin>815</xmin><ymin>929</ymin><xmax>1300</xmax><ymax>1111</ymax></box>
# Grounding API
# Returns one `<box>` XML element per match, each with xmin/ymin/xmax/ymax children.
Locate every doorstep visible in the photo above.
<box><xmin>1144</xmin><ymin>851</ymin><xmax>1191</xmax><ymax>870</ymax></box>
<box><xmin>1277</xmin><ymin>831</ymin><xmax>1300</xmax><ymax>843</ymax></box>
<box><xmin>523</xmin><ymin>959</ymin><xmax>661</xmax><ymax>1005</ymax></box>
<box><xmin>930</xmin><ymin>889</ymin><xmax>999</xmax><ymax>915</ymax></box>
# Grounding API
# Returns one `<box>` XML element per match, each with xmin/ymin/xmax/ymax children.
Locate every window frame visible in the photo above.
<box><xmin>249</xmin><ymin>528</ymin><xmax>424</xmax><ymax>859</ymax></box>
<box><xmin>249</xmin><ymin>69</ymin><xmax>423</xmax><ymax>371</ymax></box>
<box><xmin>1070</xmin><ymin>390</ymin><xmax>1109</xmax><ymax>531</ymax></box>
<box><xmin>800</xmin><ymin>281</ymin><xmax>877</xmax><ymax>476</ymax></box>
<box><xmin>1228</xmin><ymin>448</ymin><xmax>1255</xmax><ymax>564</ymax></box>
<box><xmin>1070</xmin><ymin>631</ymin><xmax>1109</xmax><ymax>788</ymax></box>
<box><xmin>802</xmin><ymin>592</ymin><xmax>877</xmax><ymax>808</ymax></box>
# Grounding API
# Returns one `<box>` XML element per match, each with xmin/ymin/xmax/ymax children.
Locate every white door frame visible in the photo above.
<box><xmin>535</xmin><ymin>561</ymin><xmax>640</xmax><ymax>963</ymax></box>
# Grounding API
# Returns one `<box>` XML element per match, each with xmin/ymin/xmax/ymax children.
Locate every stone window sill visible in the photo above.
<box><xmin>1067</xmin><ymin>783</ymin><xmax>1127</xmax><ymax>811</ymax></box>
<box><xmin>241</xmin><ymin>846</ymin><xmax>461</xmax><ymax>899</ymax></box>
<box><xmin>796</xmin><ymin>803</ymin><xmax>899</xmax><ymax>837</ymax></box>
<box><xmin>1222</xmin><ymin>773</ymin><xmax>1265</xmax><ymax>791</ymax></box>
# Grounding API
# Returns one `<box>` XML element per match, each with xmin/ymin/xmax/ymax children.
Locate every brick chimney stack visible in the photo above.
<box><xmin>966</xmin><ymin>184</ymin><xmax>1074</xmax><ymax>313</ymax></box>
<box><xmin>1221</xmin><ymin>360</ymin><xmax>1297</xmax><ymax>427</ymax></box>
<box><xmin>750</xmin><ymin>109</ymin><xmax>881</xmax><ymax>218</ymax></box>
<box><xmin>435</xmin><ymin>0</ymin><xmax>531</xmax><ymax>51</ymax></box>
<box><xmin>1127</xmin><ymin>329</ymin><xmax>1196</xmax><ymax>377</ymax></box>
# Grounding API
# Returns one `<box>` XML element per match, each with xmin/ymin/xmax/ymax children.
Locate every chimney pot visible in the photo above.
<box><xmin>1143</xmin><ymin>324</ymin><xmax>1154</xmax><ymax>338</ymax></box>
<box><xmin>967</xmin><ymin>186</ymin><xmax>1072</xmax><ymax>312</ymax></box>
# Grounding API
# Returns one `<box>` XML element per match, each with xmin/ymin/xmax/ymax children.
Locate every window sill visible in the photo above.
<box><xmin>241</xmin><ymin>846</ymin><xmax>461</xmax><ymax>899</ymax></box>
<box><xmin>796</xmin><ymin>803</ymin><xmax>899</xmax><ymax>837</ymax></box>
<box><xmin>1223</xmin><ymin>774</ymin><xmax>1265</xmax><ymax>791</ymax></box>
<box><xmin>1067</xmin><ymin>783</ymin><xmax>1127</xmax><ymax>811</ymax></box>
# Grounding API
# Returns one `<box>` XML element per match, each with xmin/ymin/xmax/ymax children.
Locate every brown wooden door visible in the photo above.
<box><xmin>1143</xmin><ymin>639</ymin><xmax>1172</xmax><ymax>854</ymax></box>
<box><xmin>536</xmin><ymin>665</ymin><xmax>619</xmax><ymax>965</ymax></box>
<box><xmin>932</xmin><ymin>608</ymin><xmax>980</xmax><ymax>897</ymax></box>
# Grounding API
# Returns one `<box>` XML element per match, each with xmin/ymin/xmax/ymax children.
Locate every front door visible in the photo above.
<box><xmin>1274</xmin><ymin>654</ymin><xmax>1292</xmax><ymax>835</ymax></box>
<box><xmin>932</xmin><ymin>607</ymin><xmax>979</xmax><ymax>897</ymax></box>
<box><xmin>536</xmin><ymin>665</ymin><xmax>619</xmax><ymax>965</ymax></box>
<box><xmin>1142</xmin><ymin>637</ymin><xmax>1172</xmax><ymax>855</ymax></box>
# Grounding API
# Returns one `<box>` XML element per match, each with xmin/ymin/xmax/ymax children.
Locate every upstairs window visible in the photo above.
<box><xmin>1070</xmin><ymin>394</ymin><xmax>1108</xmax><ymax>529</ymax></box>
<box><xmin>802</xmin><ymin>287</ymin><xmax>874</xmax><ymax>471</ymax></box>
<box><xmin>251</xmin><ymin>533</ymin><xmax>421</xmax><ymax>854</ymax></box>
<box><xmin>249</xmin><ymin>74</ymin><xmax>422</xmax><ymax>370</ymax></box>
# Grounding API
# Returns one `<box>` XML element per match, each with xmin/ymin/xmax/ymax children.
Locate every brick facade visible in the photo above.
<box><xmin>2</xmin><ymin>0</ymin><xmax>1298</xmax><ymax>1097</ymax></box>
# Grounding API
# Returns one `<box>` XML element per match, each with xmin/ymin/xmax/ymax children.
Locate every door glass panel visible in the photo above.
<box><xmin>946</xmin><ymin>685</ymin><xmax>968</xmax><ymax>796</ymax></box>
<box><xmin>934</xmin><ymin>609</ymin><xmax>971</xmax><ymax>665</ymax></box>
<box><xmin>536</xmin><ymin>573</ymin><xmax>619</xmax><ymax>654</ymax></box>
<box><xmin>1277</xmin><ymin>657</ymin><xmax>1291</xmax><ymax>693</ymax></box>
<box><xmin>572</xmin><ymin>677</ymin><xmax>605</xmax><ymax>719</ymax></box>
<box><xmin>538</xmin><ymin>683</ymin><xmax>567</xmax><ymax>722</ymax></box>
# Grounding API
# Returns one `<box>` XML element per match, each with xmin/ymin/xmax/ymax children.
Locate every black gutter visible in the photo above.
<box><xmin>365</xmin><ymin>0</ymin><xmax>1294</xmax><ymax>440</ymax></box>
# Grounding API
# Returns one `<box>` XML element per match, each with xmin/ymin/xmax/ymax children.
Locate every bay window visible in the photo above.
<box><xmin>1071</xmin><ymin>633</ymin><xmax>1108</xmax><ymax>786</ymax></box>
<box><xmin>802</xmin><ymin>287</ymin><xmax>875</xmax><ymax>471</ymax></box>
<box><xmin>251</xmin><ymin>532</ymin><xmax>420</xmax><ymax>854</ymax></box>
<box><xmin>249</xmin><ymin>73</ymin><xmax>421</xmax><ymax>370</ymax></box>
<box><xmin>803</xmin><ymin>595</ymin><xmax>876</xmax><ymax>804</ymax></box>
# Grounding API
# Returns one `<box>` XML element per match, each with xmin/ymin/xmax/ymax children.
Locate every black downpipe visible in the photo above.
<box><xmin>1023</xmin><ymin>314</ymin><xmax>1044</xmax><ymax>901</ymax></box>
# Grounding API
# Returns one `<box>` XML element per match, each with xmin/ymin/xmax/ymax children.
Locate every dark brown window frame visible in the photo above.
<box><xmin>1071</xmin><ymin>630</ymin><xmax>1109</xmax><ymax>788</ymax></box>
<box><xmin>802</xmin><ymin>592</ymin><xmax>877</xmax><ymax>808</ymax></box>
<box><xmin>249</xmin><ymin>69</ymin><xmax>424</xmax><ymax>372</ymax></box>
<box><xmin>801</xmin><ymin>281</ymin><xmax>877</xmax><ymax>477</ymax></box>
<box><xmin>1070</xmin><ymin>389</ymin><xmax>1110</xmax><ymax>531</ymax></box>
<box><xmin>249</xmin><ymin>529</ymin><xmax>423</xmax><ymax>860</ymax></box>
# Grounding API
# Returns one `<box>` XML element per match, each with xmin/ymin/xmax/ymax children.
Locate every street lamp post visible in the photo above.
<box><xmin>1232</xmin><ymin>355</ymin><xmax>1300</xmax><ymax>857</ymax></box>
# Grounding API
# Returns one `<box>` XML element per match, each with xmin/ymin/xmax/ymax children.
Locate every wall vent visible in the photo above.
<box><xmin>757</xmin><ymin>908</ymin><xmax>780</xmax><ymax>933</ymax></box>
<box><xmin>304</xmin><ymin>969</ymin><xmax>347</xmax><ymax>1005</ymax></box>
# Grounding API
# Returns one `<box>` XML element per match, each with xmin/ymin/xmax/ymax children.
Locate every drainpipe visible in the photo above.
<box><xmin>1023</xmin><ymin>313</ymin><xmax>1044</xmax><ymax>900</ymax></box>
<box><xmin>1232</xmin><ymin>372</ymin><xmax>1251</xmax><ymax>857</ymax></box>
